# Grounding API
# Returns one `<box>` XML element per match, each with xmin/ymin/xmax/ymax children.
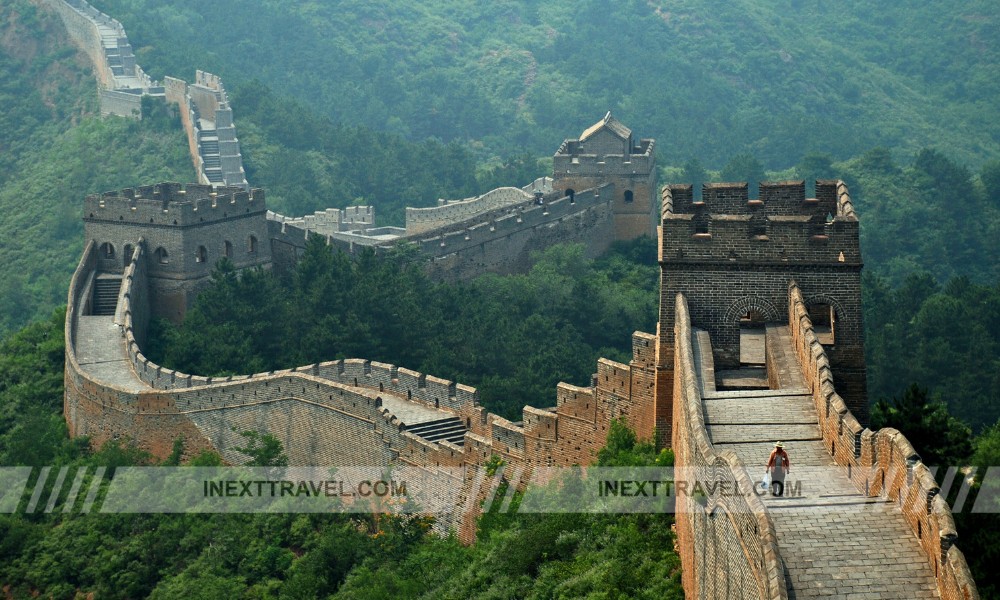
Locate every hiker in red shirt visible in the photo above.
<box><xmin>767</xmin><ymin>441</ymin><xmax>790</xmax><ymax>496</ymax></box>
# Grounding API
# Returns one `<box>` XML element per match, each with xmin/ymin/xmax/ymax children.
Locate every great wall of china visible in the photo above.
<box><xmin>47</xmin><ymin>0</ymin><xmax>980</xmax><ymax>597</ymax></box>
<box><xmin>45</xmin><ymin>0</ymin><xmax>649</xmax><ymax>283</ymax></box>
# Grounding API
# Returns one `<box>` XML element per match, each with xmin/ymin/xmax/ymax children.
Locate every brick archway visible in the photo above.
<box><xmin>803</xmin><ymin>294</ymin><xmax>845</xmax><ymax>319</ymax></box>
<box><xmin>804</xmin><ymin>294</ymin><xmax>845</xmax><ymax>345</ymax></box>
<box><xmin>723</xmin><ymin>296</ymin><xmax>780</xmax><ymax>325</ymax></box>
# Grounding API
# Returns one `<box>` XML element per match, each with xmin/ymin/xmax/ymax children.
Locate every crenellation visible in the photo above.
<box><xmin>758</xmin><ymin>180</ymin><xmax>806</xmax><ymax>211</ymax></box>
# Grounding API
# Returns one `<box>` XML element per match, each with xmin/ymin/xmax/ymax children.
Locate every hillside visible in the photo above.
<box><xmin>86</xmin><ymin>0</ymin><xmax>1000</xmax><ymax>168</ymax></box>
<box><xmin>0</xmin><ymin>0</ymin><xmax>191</xmax><ymax>334</ymax></box>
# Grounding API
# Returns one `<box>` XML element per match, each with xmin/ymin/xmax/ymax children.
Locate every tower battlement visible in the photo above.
<box><xmin>660</xmin><ymin>180</ymin><xmax>861</xmax><ymax>267</ymax></box>
<box><xmin>663</xmin><ymin>180</ymin><xmax>853</xmax><ymax>219</ymax></box>
<box><xmin>85</xmin><ymin>182</ymin><xmax>265</xmax><ymax>227</ymax></box>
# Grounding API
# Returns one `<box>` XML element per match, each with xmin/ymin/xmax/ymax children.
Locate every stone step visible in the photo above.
<box><xmin>91</xmin><ymin>277</ymin><xmax>121</xmax><ymax>316</ymax></box>
<box><xmin>406</xmin><ymin>417</ymin><xmax>467</xmax><ymax>445</ymax></box>
<box><xmin>706</xmin><ymin>423</ymin><xmax>821</xmax><ymax>444</ymax></box>
<box><xmin>703</xmin><ymin>397</ymin><xmax>817</xmax><ymax>425</ymax></box>
<box><xmin>703</xmin><ymin>388</ymin><xmax>810</xmax><ymax>400</ymax></box>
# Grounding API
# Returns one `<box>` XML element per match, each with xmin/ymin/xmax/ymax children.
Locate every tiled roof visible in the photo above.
<box><xmin>579</xmin><ymin>111</ymin><xmax>631</xmax><ymax>142</ymax></box>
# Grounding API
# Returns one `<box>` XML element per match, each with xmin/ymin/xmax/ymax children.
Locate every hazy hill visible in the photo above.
<box><xmin>87</xmin><ymin>0</ymin><xmax>1000</xmax><ymax>168</ymax></box>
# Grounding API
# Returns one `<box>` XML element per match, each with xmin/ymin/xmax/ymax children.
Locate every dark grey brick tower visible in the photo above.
<box><xmin>83</xmin><ymin>182</ymin><xmax>271</xmax><ymax>321</ymax></box>
<box><xmin>655</xmin><ymin>179</ymin><xmax>868</xmax><ymax>432</ymax></box>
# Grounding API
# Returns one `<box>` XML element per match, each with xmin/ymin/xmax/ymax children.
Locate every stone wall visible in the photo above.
<box><xmin>420</xmin><ymin>185</ymin><xmax>615</xmax><ymax>280</ymax></box>
<box><xmin>267</xmin><ymin>184</ymin><xmax>616</xmax><ymax>282</ymax></box>
<box><xmin>98</xmin><ymin>89</ymin><xmax>143</xmax><ymax>118</ymax></box>
<box><xmin>406</xmin><ymin>187</ymin><xmax>532</xmax><ymax>234</ymax></box>
<box><xmin>43</xmin><ymin>0</ymin><xmax>159</xmax><ymax>117</ymax></box>
<box><xmin>787</xmin><ymin>281</ymin><xmax>979</xmax><ymax>600</ymax></box>
<box><xmin>163</xmin><ymin>71</ymin><xmax>248</xmax><ymax>189</ymax></box>
<box><xmin>66</xmin><ymin>224</ymin><xmax>660</xmax><ymax>472</ymax></box>
<box><xmin>670</xmin><ymin>293</ymin><xmax>787</xmax><ymax>599</ymax></box>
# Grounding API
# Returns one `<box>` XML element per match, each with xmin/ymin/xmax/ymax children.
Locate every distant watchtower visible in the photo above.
<box><xmin>654</xmin><ymin>180</ymin><xmax>868</xmax><ymax>443</ymax></box>
<box><xmin>552</xmin><ymin>112</ymin><xmax>656</xmax><ymax>240</ymax></box>
<box><xmin>83</xmin><ymin>182</ymin><xmax>271</xmax><ymax>321</ymax></box>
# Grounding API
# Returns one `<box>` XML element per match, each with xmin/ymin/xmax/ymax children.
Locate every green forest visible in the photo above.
<box><xmin>87</xmin><ymin>0</ymin><xmax>1000</xmax><ymax>169</ymax></box>
<box><xmin>1</xmin><ymin>0</ymin><xmax>1000</xmax><ymax>597</ymax></box>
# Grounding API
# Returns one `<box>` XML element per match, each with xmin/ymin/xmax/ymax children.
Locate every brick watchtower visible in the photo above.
<box><xmin>83</xmin><ymin>182</ymin><xmax>271</xmax><ymax>321</ymax></box>
<box><xmin>654</xmin><ymin>179</ymin><xmax>868</xmax><ymax>445</ymax></box>
<box><xmin>552</xmin><ymin>112</ymin><xmax>656</xmax><ymax>241</ymax></box>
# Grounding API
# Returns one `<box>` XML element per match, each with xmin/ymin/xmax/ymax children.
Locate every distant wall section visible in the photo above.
<box><xmin>43</xmin><ymin>0</ymin><xmax>162</xmax><ymax>118</ymax></box>
<box><xmin>164</xmin><ymin>71</ymin><xmax>248</xmax><ymax>189</ymax></box>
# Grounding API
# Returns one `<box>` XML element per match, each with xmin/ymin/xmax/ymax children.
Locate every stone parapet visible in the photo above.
<box><xmin>787</xmin><ymin>281</ymin><xmax>979</xmax><ymax>600</ymax></box>
<box><xmin>671</xmin><ymin>293</ymin><xmax>787</xmax><ymax>599</ymax></box>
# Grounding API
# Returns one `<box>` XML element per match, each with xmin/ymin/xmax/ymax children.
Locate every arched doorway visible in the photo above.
<box><xmin>722</xmin><ymin>296</ymin><xmax>780</xmax><ymax>376</ymax></box>
<box><xmin>123</xmin><ymin>244</ymin><xmax>134</xmax><ymax>267</ymax></box>
<box><xmin>738</xmin><ymin>308</ymin><xmax>767</xmax><ymax>366</ymax></box>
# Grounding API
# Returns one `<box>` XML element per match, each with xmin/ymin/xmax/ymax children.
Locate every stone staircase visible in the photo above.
<box><xmin>91</xmin><ymin>275</ymin><xmax>121</xmax><ymax>316</ymax></box>
<box><xmin>198</xmin><ymin>129</ymin><xmax>224</xmax><ymax>183</ymax></box>
<box><xmin>405</xmin><ymin>417</ymin><xmax>467</xmax><ymax>446</ymax></box>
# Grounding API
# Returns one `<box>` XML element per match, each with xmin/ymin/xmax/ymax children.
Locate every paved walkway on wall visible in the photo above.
<box><xmin>72</xmin><ymin>293</ymin><xmax>462</xmax><ymax>432</ymax></box>
<box><xmin>74</xmin><ymin>315</ymin><xmax>148</xmax><ymax>392</ymax></box>
<box><xmin>380</xmin><ymin>395</ymin><xmax>461</xmax><ymax>426</ymax></box>
<box><xmin>694</xmin><ymin>326</ymin><xmax>940</xmax><ymax>599</ymax></box>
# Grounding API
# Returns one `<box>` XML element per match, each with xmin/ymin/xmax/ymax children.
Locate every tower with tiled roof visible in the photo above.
<box><xmin>552</xmin><ymin>112</ymin><xmax>656</xmax><ymax>240</ymax></box>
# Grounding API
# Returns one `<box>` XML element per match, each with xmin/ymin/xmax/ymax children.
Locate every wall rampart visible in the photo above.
<box><xmin>44</xmin><ymin>0</ymin><xmax>113</xmax><ymax>87</ymax></box>
<box><xmin>44</xmin><ymin>0</ymin><xmax>158</xmax><ymax>117</ymax></box>
<box><xmin>664</xmin><ymin>180</ymin><xmax>851</xmax><ymax>220</ymax></box>
<box><xmin>421</xmin><ymin>185</ymin><xmax>614</xmax><ymax>280</ymax></box>
<box><xmin>671</xmin><ymin>293</ymin><xmax>787</xmax><ymax>599</ymax></box>
<box><xmin>787</xmin><ymin>281</ymin><xmax>978</xmax><ymax>600</ymax></box>
<box><xmin>70</xmin><ymin>233</ymin><xmax>659</xmax><ymax>472</ymax></box>
<box><xmin>267</xmin><ymin>184</ymin><xmax>614</xmax><ymax>281</ymax></box>
<box><xmin>406</xmin><ymin>187</ymin><xmax>532</xmax><ymax>234</ymax></box>
<box><xmin>85</xmin><ymin>184</ymin><xmax>264</xmax><ymax>228</ymax></box>
<box><xmin>98</xmin><ymin>89</ymin><xmax>143</xmax><ymax>118</ymax></box>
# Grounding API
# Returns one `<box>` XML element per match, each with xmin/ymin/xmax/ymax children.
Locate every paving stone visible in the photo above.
<box><xmin>700</xmin><ymin>326</ymin><xmax>941</xmax><ymax>599</ymax></box>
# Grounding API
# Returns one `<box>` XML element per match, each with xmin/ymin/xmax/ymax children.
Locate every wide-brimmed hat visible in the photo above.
<box><xmin>774</xmin><ymin>441</ymin><xmax>784</xmax><ymax>448</ymax></box>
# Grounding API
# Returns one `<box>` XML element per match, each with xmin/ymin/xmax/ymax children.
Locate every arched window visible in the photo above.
<box><xmin>195</xmin><ymin>246</ymin><xmax>208</xmax><ymax>263</ymax></box>
<box><xmin>154</xmin><ymin>247</ymin><xmax>169</xmax><ymax>264</ymax></box>
<box><xmin>99</xmin><ymin>242</ymin><xmax>115</xmax><ymax>259</ymax></box>
<box><xmin>248</xmin><ymin>235</ymin><xmax>257</xmax><ymax>253</ymax></box>
<box><xmin>624</xmin><ymin>190</ymin><xmax>634</xmax><ymax>203</ymax></box>
<box><xmin>224</xmin><ymin>240</ymin><xmax>233</xmax><ymax>258</ymax></box>
<box><xmin>123</xmin><ymin>244</ymin><xmax>134</xmax><ymax>266</ymax></box>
